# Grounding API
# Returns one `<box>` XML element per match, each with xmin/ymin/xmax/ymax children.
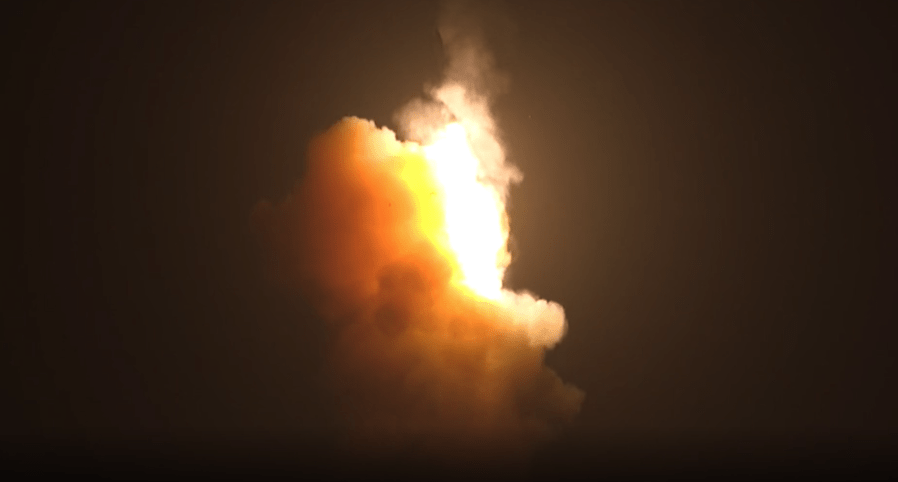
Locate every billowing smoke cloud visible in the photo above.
<box><xmin>253</xmin><ymin>1</ymin><xmax>583</xmax><ymax>469</ymax></box>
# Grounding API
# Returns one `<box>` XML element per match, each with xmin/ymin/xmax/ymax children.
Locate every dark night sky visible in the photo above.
<box><xmin>8</xmin><ymin>0</ymin><xmax>897</xmax><ymax>477</ymax></box>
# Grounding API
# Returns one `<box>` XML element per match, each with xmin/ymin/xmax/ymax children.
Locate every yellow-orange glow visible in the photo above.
<box><xmin>420</xmin><ymin>122</ymin><xmax>509</xmax><ymax>300</ymax></box>
<box><xmin>251</xmin><ymin>12</ymin><xmax>585</xmax><ymax>460</ymax></box>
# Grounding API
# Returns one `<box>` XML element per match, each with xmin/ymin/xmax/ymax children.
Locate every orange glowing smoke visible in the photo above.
<box><xmin>253</xmin><ymin>115</ymin><xmax>581</xmax><ymax>462</ymax></box>
<box><xmin>252</xmin><ymin>3</ymin><xmax>582</xmax><ymax>466</ymax></box>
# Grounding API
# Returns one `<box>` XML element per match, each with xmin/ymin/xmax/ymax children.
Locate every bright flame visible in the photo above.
<box><xmin>421</xmin><ymin>122</ymin><xmax>509</xmax><ymax>300</ymax></box>
<box><xmin>252</xmin><ymin>5</ymin><xmax>584</xmax><ymax>461</ymax></box>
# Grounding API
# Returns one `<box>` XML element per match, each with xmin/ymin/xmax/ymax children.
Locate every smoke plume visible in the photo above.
<box><xmin>253</xmin><ymin>1</ymin><xmax>583</xmax><ymax>469</ymax></box>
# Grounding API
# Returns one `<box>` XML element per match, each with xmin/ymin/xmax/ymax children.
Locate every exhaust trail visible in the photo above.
<box><xmin>253</xmin><ymin>0</ymin><xmax>583</xmax><ymax>468</ymax></box>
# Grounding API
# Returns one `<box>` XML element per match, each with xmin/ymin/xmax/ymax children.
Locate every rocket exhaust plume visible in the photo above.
<box><xmin>253</xmin><ymin>1</ymin><xmax>583</xmax><ymax>469</ymax></box>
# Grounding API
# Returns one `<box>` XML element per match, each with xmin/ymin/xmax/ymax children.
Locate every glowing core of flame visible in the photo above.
<box><xmin>421</xmin><ymin>122</ymin><xmax>510</xmax><ymax>300</ymax></box>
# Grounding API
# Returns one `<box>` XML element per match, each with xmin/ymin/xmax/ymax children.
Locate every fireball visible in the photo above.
<box><xmin>420</xmin><ymin>122</ymin><xmax>510</xmax><ymax>301</ymax></box>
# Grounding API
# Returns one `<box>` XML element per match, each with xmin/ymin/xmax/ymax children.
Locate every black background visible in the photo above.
<box><xmin>7</xmin><ymin>1</ymin><xmax>896</xmax><ymax>479</ymax></box>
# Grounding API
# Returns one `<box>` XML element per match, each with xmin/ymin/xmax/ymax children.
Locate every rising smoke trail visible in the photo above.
<box><xmin>253</xmin><ymin>1</ymin><xmax>583</xmax><ymax>469</ymax></box>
